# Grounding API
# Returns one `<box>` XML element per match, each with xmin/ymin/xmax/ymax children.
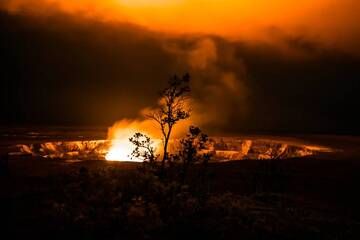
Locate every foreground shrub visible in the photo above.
<box><xmin>42</xmin><ymin>166</ymin><xmax>360</xmax><ymax>240</ymax></box>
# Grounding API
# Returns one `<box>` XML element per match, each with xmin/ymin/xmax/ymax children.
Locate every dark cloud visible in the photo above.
<box><xmin>1</xmin><ymin>10</ymin><xmax>359</xmax><ymax>134</ymax></box>
<box><xmin>0</xmin><ymin>11</ymin><xmax>174</xmax><ymax>125</ymax></box>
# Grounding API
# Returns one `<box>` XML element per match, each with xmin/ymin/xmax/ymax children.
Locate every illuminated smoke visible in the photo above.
<box><xmin>1</xmin><ymin>0</ymin><xmax>360</xmax><ymax>54</ymax></box>
<box><xmin>164</xmin><ymin>37</ymin><xmax>249</xmax><ymax>128</ymax></box>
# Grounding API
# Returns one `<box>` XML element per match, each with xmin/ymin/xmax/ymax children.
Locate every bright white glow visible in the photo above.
<box><xmin>105</xmin><ymin>122</ymin><xmax>161</xmax><ymax>162</ymax></box>
<box><xmin>105</xmin><ymin>140</ymin><xmax>140</xmax><ymax>162</ymax></box>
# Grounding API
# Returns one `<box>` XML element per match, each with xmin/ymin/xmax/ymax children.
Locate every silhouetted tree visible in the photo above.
<box><xmin>129</xmin><ymin>132</ymin><xmax>158</xmax><ymax>163</ymax></box>
<box><xmin>130</xmin><ymin>126</ymin><xmax>211</xmax><ymax>187</ymax></box>
<box><xmin>147</xmin><ymin>73</ymin><xmax>191</xmax><ymax>170</ymax></box>
<box><xmin>174</xmin><ymin>126</ymin><xmax>210</xmax><ymax>183</ymax></box>
<box><xmin>129</xmin><ymin>74</ymin><xmax>212</xmax><ymax>187</ymax></box>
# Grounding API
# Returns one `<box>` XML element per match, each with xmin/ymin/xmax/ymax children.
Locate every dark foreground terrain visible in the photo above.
<box><xmin>2</xmin><ymin>156</ymin><xmax>360</xmax><ymax>240</ymax></box>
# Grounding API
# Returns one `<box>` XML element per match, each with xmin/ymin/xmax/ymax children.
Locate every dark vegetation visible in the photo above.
<box><xmin>3</xmin><ymin>157</ymin><xmax>360</xmax><ymax>240</ymax></box>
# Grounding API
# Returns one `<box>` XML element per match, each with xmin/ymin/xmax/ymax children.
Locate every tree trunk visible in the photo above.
<box><xmin>162</xmin><ymin>140</ymin><xmax>168</xmax><ymax>170</ymax></box>
<box><xmin>161</xmin><ymin>126</ymin><xmax>173</xmax><ymax>171</ymax></box>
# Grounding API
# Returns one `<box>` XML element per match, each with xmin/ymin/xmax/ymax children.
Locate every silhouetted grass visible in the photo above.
<box><xmin>4</xmin><ymin>159</ymin><xmax>360</xmax><ymax>240</ymax></box>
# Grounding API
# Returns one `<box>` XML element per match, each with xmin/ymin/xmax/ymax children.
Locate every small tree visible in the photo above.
<box><xmin>129</xmin><ymin>132</ymin><xmax>158</xmax><ymax>163</ymax></box>
<box><xmin>129</xmin><ymin>127</ymin><xmax>212</xmax><ymax>187</ymax></box>
<box><xmin>147</xmin><ymin>73</ymin><xmax>191</xmax><ymax>169</ymax></box>
<box><xmin>176</xmin><ymin>126</ymin><xmax>210</xmax><ymax>184</ymax></box>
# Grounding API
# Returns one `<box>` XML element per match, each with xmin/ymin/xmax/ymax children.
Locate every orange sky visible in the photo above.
<box><xmin>2</xmin><ymin>0</ymin><xmax>360</xmax><ymax>52</ymax></box>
